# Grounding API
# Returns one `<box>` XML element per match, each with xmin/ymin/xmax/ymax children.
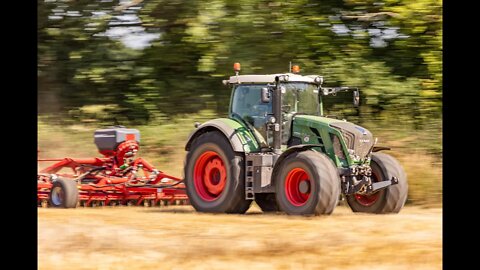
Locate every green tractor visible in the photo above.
<box><xmin>184</xmin><ymin>63</ymin><xmax>408</xmax><ymax>215</ymax></box>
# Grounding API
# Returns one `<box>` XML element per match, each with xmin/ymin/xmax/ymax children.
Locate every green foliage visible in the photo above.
<box><xmin>38</xmin><ymin>0</ymin><xmax>442</xmax><ymax>154</ymax></box>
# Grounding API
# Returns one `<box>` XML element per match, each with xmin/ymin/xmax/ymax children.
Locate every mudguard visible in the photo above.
<box><xmin>275</xmin><ymin>144</ymin><xmax>323</xmax><ymax>167</ymax></box>
<box><xmin>185</xmin><ymin>118</ymin><xmax>260</xmax><ymax>153</ymax></box>
<box><xmin>269</xmin><ymin>144</ymin><xmax>324</xmax><ymax>187</ymax></box>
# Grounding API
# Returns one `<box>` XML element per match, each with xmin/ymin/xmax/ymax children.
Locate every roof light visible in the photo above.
<box><xmin>314</xmin><ymin>76</ymin><xmax>324</xmax><ymax>84</ymax></box>
<box><xmin>233</xmin><ymin>62</ymin><xmax>241</xmax><ymax>72</ymax></box>
<box><xmin>291</xmin><ymin>65</ymin><xmax>300</xmax><ymax>73</ymax></box>
<box><xmin>277</xmin><ymin>75</ymin><xmax>290</xmax><ymax>82</ymax></box>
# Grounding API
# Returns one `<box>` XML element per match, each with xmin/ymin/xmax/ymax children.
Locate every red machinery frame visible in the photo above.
<box><xmin>38</xmin><ymin>142</ymin><xmax>189</xmax><ymax>207</ymax></box>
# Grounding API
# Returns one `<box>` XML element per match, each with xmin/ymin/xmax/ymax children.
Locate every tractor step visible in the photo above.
<box><xmin>245</xmin><ymin>159</ymin><xmax>255</xmax><ymax>200</ymax></box>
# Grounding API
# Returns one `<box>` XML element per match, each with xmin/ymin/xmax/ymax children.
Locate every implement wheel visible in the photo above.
<box><xmin>48</xmin><ymin>178</ymin><xmax>79</xmax><ymax>208</ymax></box>
<box><xmin>346</xmin><ymin>152</ymin><xmax>408</xmax><ymax>214</ymax></box>
<box><xmin>185</xmin><ymin>131</ymin><xmax>251</xmax><ymax>213</ymax></box>
<box><xmin>275</xmin><ymin>150</ymin><xmax>340</xmax><ymax>216</ymax></box>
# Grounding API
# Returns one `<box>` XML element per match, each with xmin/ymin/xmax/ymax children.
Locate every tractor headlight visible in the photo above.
<box><xmin>276</xmin><ymin>75</ymin><xmax>290</xmax><ymax>82</ymax></box>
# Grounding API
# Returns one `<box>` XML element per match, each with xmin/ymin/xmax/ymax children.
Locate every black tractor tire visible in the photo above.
<box><xmin>185</xmin><ymin>131</ymin><xmax>251</xmax><ymax>213</ymax></box>
<box><xmin>255</xmin><ymin>193</ymin><xmax>279</xmax><ymax>212</ymax></box>
<box><xmin>346</xmin><ymin>152</ymin><xmax>408</xmax><ymax>214</ymax></box>
<box><xmin>275</xmin><ymin>150</ymin><xmax>340</xmax><ymax>216</ymax></box>
<box><xmin>48</xmin><ymin>177</ymin><xmax>79</xmax><ymax>208</ymax></box>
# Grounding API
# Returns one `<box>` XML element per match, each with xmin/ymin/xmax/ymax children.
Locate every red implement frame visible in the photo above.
<box><xmin>38</xmin><ymin>147</ymin><xmax>189</xmax><ymax>207</ymax></box>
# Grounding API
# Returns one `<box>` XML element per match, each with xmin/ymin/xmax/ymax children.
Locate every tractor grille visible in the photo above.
<box><xmin>330</xmin><ymin>122</ymin><xmax>374</xmax><ymax>160</ymax></box>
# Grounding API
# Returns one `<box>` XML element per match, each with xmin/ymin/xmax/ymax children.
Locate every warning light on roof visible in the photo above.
<box><xmin>233</xmin><ymin>62</ymin><xmax>241</xmax><ymax>72</ymax></box>
<box><xmin>291</xmin><ymin>65</ymin><xmax>300</xmax><ymax>74</ymax></box>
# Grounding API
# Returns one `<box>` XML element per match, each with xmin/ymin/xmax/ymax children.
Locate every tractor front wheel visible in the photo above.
<box><xmin>275</xmin><ymin>150</ymin><xmax>340</xmax><ymax>216</ymax></box>
<box><xmin>346</xmin><ymin>152</ymin><xmax>408</xmax><ymax>214</ymax></box>
<box><xmin>185</xmin><ymin>131</ymin><xmax>251</xmax><ymax>213</ymax></box>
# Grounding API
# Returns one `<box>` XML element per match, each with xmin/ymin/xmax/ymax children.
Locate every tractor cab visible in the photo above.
<box><xmin>229</xmin><ymin>79</ymin><xmax>322</xmax><ymax>148</ymax></box>
<box><xmin>223</xmin><ymin>63</ymin><xmax>361</xmax><ymax>160</ymax></box>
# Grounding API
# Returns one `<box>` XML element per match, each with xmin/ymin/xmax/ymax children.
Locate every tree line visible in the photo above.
<box><xmin>38</xmin><ymin>0</ymin><xmax>442</xmax><ymax>129</ymax></box>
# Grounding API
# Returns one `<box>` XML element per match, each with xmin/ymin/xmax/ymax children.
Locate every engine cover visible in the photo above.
<box><xmin>329</xmin><ymin>122</ymin><xmax>374</xmax><ymax>160</ymax></box>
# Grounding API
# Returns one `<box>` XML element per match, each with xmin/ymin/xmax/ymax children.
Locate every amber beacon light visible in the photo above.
<box><xmin>291</xmin><ymin>65</ymin><xmax>300</xmax><ymax>73</ymax></box>
<box><xmin>233</xmin><ymin>62</ymin><xmax>241</xmax><ymax>72</ymax></box>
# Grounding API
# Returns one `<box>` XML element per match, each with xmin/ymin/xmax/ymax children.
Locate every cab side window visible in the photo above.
<box><xmin>231</xmin><ymin>85</ymin><xmax>272</xmax><ymax>143</ymax></box>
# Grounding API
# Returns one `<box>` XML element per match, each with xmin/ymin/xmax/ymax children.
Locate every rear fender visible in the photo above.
<box><xmin>185</xmin><ymin>118</ymin><xmax>260</xmax><ymax>153</ymax></box>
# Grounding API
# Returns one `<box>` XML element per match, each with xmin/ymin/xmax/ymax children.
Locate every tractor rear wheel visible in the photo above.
<box><xmin>49</xmin><ymin>178</ymin><xmax>79</xmax><ymax>208</ymax></box>
<box><xmin>346</xmin><ymin>152</ymin><xmax>408</xmax><ymax>214</ymax></box>
<box><xmin>185</xmin><ymin>131</ymin><xmax>251</xmax><ymax>213</ymax></box>
<box><xmin>275</xmin><ymin>150</ymin><xmax>340</xmax><ymax>216</ymax></box>
<box><xmin>255</xmin><ymin>193</ymin><xmax>279</xmax><ymax>212</ymax></box>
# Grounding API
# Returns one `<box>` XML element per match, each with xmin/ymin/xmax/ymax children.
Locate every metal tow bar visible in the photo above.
<box><xmin>366</xmin><ymin>177</ymin><xmax>399</xmax><ymax>193</ymax></box>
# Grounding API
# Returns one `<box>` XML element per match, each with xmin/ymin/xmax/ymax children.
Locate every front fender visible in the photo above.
<box><xmin>270</xmin><ymin>144</ymin><xmax>324</xmax><ymax>187</ymax></box>
<box><xmin>184</xmin><ymin>118</ymin><xmax>260</xmax><ymax>153</ymax></box>
<box><xmin>274</xmin><ymin>144</ymin><xmax>324</xmax><ymax>171</ymax></box>
<box><xmin>372</xmin><ymin>146</ymin><xmax>391</xmax><ymax>152</ymax></box>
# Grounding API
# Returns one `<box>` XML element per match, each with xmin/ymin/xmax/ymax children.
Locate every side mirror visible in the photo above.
<box><xmin>353</xmin><ymin>89</ymin><xmax>360</xmax><ymax>107</ymax></box>
<box><xmin>261</xmin><ymin>87</ymin><xmax>270</xmax><ymax>103</ymax></box>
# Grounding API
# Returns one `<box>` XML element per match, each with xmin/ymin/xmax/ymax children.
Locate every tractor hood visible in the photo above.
<box><xmin>293</xmin><ymin>115</ymin><xmax>374</xmax><ymax>161</ymax></box>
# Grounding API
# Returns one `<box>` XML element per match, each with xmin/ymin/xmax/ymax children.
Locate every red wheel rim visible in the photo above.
<box><xmin>285</xmin><ymin>168</ymin><xmax>312</xmax><ymax>206</ymax></box>
<box><xmin>193</xmin><ymin>151</ymin><xmax>227</xmax><ymax>201</ymax></box>
<box><xmin>354</xmin><ymin>169</ymin><xmax>381</xmax><ymax>206</ymax></box>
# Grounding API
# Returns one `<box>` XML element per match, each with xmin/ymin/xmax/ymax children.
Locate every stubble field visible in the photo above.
<box><xmin>38</xmin><ymin>205</ymin><xmax>442</xmax><ymax>270</ymax></box>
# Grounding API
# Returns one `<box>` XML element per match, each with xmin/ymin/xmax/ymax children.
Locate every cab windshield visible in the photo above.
<box><xmin>282</xmin><ymin>82</ymin><xmax>320</xmax><ymax>115</ymax></box>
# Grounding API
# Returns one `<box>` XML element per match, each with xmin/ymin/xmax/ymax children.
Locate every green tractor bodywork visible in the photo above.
<box><xmin>290</xmin><ymin>115</ymin><xmax>355</xmax><ymax>168</ymax></box>
<box><xmin>184</xmin><ymin>68</ymin><xmax>407</xmax><ymax>216</ymax></box>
